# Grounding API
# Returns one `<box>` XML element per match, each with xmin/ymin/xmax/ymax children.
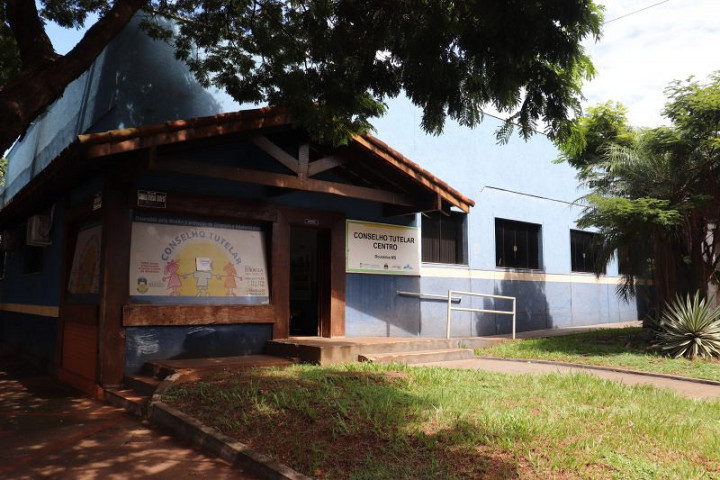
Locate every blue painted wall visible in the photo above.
<box><xmin>0</xmin><ymin>201</ymin><xmax>64</xmax><ymax>306</ymax></box>
<box><xmin>361</xmin><ymin>101</ymin><xmax>645</xmax><ymax>336</ymax></box>
<box><xmin>0</xmin><ymin>199</ymin><xmax>65</xmax><ymax>366</ymax></box>
<box><xmin>0</xmin><ymin>312</ymin><xmax>58</xmax><ymax>369</ymax></box>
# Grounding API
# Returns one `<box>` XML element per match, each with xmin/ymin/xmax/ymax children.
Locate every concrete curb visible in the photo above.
<box><xmin>475</xmin><ymin>356</ymin><xmax>720</xmax><ymax>387</ymax></box>
<box><xmin>150</xmin><ymin>401</ymin><xmax>312</xmax><ymax>480</ymax></box>
<box><xmin>148</xmin><ymin>372</ymin><xmax>312</xmax><ymax>480</ymax></box>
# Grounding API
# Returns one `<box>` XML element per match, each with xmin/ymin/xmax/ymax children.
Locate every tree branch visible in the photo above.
<box><xmin>5</xmin><ymin>0</ymin><xmax>59</xmax><ymax>70</ymax></box>
<box><xmin>0</xmin><ymin>0</ymin><xmax>147</xmax><ymax>154</ymax></box>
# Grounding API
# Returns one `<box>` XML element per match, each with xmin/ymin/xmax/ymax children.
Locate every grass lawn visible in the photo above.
<box><xmin>163</xmin><ymin>363</ymin><xmax>720</xmax><ymax>479</ymax></box>
<box><xmin>478</xmin><ymin>327</ymin><xmax>720</xmax><ymax>383</ymax></box>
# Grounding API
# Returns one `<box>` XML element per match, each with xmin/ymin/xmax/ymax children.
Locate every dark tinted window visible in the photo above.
<box><xmin>422</xmin><ymin>212</ymin><xmax>467</xmax><ymax>264</ymax></box>
<box><xmin>570</xmin><ymin>230</ymin><xmax>604</xmax><ymax>273</ymax></box>
<box><xmin>495</xmin><ymin>218</ymin><xmax>541</xmax><ymax>269</ymax></box>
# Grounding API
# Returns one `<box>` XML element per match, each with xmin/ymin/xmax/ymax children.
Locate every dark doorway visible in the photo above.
<box><xmin>289</xmin><ymin>227</ymin><xmax>330</xmax><ymax>336</ymax></box>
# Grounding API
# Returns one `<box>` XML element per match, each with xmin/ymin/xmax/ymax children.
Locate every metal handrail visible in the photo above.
<box><xmin>446</xmin><ymin>290</ymin><xmax>516</xmax><ymax>339</ymax></box>
<box><xmin>396</xmin><ymin>291</ymin><xmax>462</xmax><ymax>303</ymax></box>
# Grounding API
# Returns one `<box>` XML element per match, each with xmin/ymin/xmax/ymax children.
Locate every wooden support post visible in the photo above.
<box><xmin>298</xmin><ymin>143</ymin><xmax>309</xmax><ymax>180</ymax></box>
<box><xmin>329</xmin><ymin>215</ymin><xmax>346</xmax><ymax>337</ymax></box>
<box><xmin>271</xmin><ymin>215</ymin><xmax>290</xmax><ymax>339</ymax></box>
<box><xmin>55</xmin><ymin>197</ymin><xmax>75</xmax><ymax>374</ymax></box>
<box><xmin>98</xmin><ymin>173</ymin><xmax>131</xmax><ymax>387</ymax></box>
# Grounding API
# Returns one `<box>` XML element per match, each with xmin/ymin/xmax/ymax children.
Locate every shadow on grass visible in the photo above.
<box><xmin>165</xmin><ymin>366</ymin><xmax>525</xmax><ymax>480</ymax></box>
<box><xmin>502</xmin><ymin>327</ymin><xmax>654</xmax><ymax>358</ymax></box>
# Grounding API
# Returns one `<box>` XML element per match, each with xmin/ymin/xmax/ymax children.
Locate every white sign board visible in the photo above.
<box><xmin>346</xmin><ymin>220</ymin><xmax>420</xmax><ymax>276</ymax></box>
<box><xmin>129</xmin><ymin>215</ymin><xmax>269</xmax><ymax>303</ymax></box>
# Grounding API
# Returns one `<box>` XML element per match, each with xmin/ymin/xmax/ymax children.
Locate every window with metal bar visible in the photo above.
<box><xmin>422</xmin><ymin>212</ymin><xmax>467</xmax><ymax>264</ymax></box>
<box><xmin>570</xmin><ymin>229</ymin><xmax>604</xmax><ymax>273</ymax></box>
<box><xmin>495</xmin><ymin>218</ymin><xmax>541</xmax><ymax>269</ymax></box>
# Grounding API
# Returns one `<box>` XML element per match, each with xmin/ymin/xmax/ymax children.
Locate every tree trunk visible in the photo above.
<box><xmin>0</xmin><ymin>0</ymin><xmax>146</xmax><ymax>154</ymax></box>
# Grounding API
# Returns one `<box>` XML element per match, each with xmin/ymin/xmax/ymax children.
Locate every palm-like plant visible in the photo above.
<box><xmin>558</xmin><ymin>76</ymin><xmax>720</xmax><ymax>313</ymax></box>
<box><xmin>655</xmin><ymin>292</ymin><xmax>720</xmax><ymax>360</ymax></box>
<box><xmin>576</xmin><ymin>128</ymin><xmax>689</xmax><ymax>303</ymax></box>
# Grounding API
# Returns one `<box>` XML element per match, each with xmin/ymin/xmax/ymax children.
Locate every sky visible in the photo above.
<box><xmin>44</xmin><ymin>0</ymin><xmax>720</xmax><ymax>129</ymax></box>
<box><xmin>581</xmin><ymin>0</ymin><xmax>720</xmax><ymax>127</ymax></box>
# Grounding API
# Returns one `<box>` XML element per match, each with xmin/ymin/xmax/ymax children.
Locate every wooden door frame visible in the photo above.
<box><xmin>278</xmin><ymin>207</ymin><xmax>345</xmax><ymax>338</ymax></box>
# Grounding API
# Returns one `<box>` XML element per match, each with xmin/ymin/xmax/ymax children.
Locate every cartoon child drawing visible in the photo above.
<box><xmin>221</xmin><ymin>262</ymin><xmax>242</xmax><ymax>296</ymax></box>
<box><xmin>183</xmin><ymin>257</ymin><xmax>219</xmax><ymax>296</ymax></box>
<box><xmin>162</xmin><ymin>259</ymin><xmax>183</xmax><ymax>296</ymax></box>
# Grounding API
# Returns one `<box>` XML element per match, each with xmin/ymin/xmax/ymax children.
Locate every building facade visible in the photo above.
<box><xmin>0</xmin><ymin>18</ymin><xmax>645</xmax><ymax>395</ymax></box>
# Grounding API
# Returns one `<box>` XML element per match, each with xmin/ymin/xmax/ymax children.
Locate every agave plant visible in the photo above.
<box><xmin>655</xmin><ymin>292</ymin><xmax>720</xmax><ymax>360</ymax></box>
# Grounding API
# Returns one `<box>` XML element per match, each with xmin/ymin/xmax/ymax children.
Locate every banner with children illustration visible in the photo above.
<box><xmin>129</xmin><ymin>215</ymin><xmax>269</xmax><ymax>304</ymax></box>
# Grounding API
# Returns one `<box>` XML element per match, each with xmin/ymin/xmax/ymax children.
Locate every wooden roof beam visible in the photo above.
<box><xmin>250</xmin><ymin>135</ymin><xmax>300</xmax><ymax>174</ymax></box>
<box><xmin>308</xmin><ymin>155</ymin><xmax>345</xmax><ymax>177</ymax></box>
<box><xmin>352</xmin><ymin>135</ymin><xmax>472</xmax><ymax>213</ymax></box>
<box><xmin>152</xmin><ymin>158</ymin><xmax>416</xmax><ymax>207</ymax></box>
<box><xmin>383</xmin><ymin>194</ymin><xmax>443</xmax><ymax>217</ymax></box>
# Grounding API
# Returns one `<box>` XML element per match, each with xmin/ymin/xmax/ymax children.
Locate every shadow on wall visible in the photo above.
<box><xmin>87</xmin><ymin>16</ymin><xmax>223</xmax><ymax>134</ymax></box>
<box><xmin>345</xmin><ymin>274</ymin><xmax>422</xmax><ymax>337</ymax></box>
<box><xmin>476</xmin><ymin>273</ymin><xmax>552</xmax><ymax>335</ymax></box>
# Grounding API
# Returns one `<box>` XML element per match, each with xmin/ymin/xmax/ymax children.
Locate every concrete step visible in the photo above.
<box><xmin>359</xmin><ymin>348</ymin><xmax>475</xmax><ymax>365</ymax></box>
<box><xmin>124</xmin><ymin>374</ymin><xmax>162</xmax><ymax>396</ymax></box>
<box><xmin>267</xmin><ymin>337</ymin><xmax>507</xmax><ymax>365</ymax></box>
<box><xmin>357</xmin><ymin>339</ymin><xmax>457</xmax><ymax>355</ymax></box>
<box><xmin>104</xmin><ymin>388</ymin><xmax>149</xmax><ymax>418</ymax></box>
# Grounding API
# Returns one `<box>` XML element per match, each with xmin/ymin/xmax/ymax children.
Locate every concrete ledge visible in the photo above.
<box><xmin>360</xmin><ymin>348</ymin><xmax>475</xmax><ymax>364</ymax></box>
<box><xmin>150</xmin><ymin>401</ymin><xmax>312</xmax><ymax>480</ymax></box>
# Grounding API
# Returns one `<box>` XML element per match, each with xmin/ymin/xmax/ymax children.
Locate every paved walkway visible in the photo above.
<box><xmin>0</xmin><ymin>357</ymin><xmax>256</xmax><ymax>479</ymax></box>
<box><xmin>415</xmin><ymin>356</ymin><xmax>720</xmax><ymax>400</ymax></box>
<box><xmin>418</xmin><ymin>320</ymin><xmax>720</xmax><ymax>400</ymax></box>
<box><xmin>493</xmin><ymin>320</ymin><xmax>643</xmax><ymax>339</ymax></box>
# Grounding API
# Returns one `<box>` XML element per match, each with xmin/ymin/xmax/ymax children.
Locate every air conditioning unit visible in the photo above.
<box><xmin>26</xmin><ymin>215</ymin><xmax>52</xmax><ymax>246</ymax></box>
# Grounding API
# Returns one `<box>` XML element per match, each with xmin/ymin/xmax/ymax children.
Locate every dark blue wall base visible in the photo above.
<box><xmin>346</xmin><ymin>274</ymin><xmax>422</xmax><ymax>337</ymax></box>
<box><xmin>348</xmin><ymin>273</ymin><xmax>650</xmax><ymax>337</ymax></box>
<box><xmin>0</xmin><ymin>312</ymin><xmax>58</xmax><ymax>371</ymax></box>
<box><xmin>124</xmin><ymin>324</ymin><xmax>273</xmax><ymax>374</ymax></box>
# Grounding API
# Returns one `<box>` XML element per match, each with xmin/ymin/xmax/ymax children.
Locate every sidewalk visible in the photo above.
<box><xmin>0</xmin><ymin>357</ymin><xmax>256</xmax><ymax>479</ymax></box>
<box><xmin>414</xmin><ymin>356</ymin><xmax>720</xmax><ymax>400</ymax></box>
<box><xmin>417</xmin><ymin>320</ymin><xmax>720</xmax><ymax>400</ymax></box>
<box><xmin>493</xmin><ymin>320</ymin><xmax>643</xmax><ymax>339</ymax></box>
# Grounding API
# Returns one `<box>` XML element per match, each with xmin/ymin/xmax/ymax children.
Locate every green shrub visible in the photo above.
<box><xmin>655</xmin><ymin>292</ymin><xmax>720</xmax><ymax>360</ymax></box>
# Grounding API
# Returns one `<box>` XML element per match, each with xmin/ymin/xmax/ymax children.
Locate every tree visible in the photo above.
<box><xmin>0</xmin><ymin>156</ymin><xmax>6</xmax><ymax>185</ymax></box>
<box><xmin>1</xmin><ymin>0</ymin><xmax>603</xmax><ymax>153</ymax></box>
<box><xmin>557</xmin><ymin>74</ymin><xmax>720</xmax><ymax>316</ymax></box>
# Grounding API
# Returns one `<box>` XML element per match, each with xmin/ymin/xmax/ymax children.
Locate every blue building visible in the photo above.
<box><xmin>0</xmin><ymin>18</ymin><xmax>643</xmax><ymax>395</ymax></box>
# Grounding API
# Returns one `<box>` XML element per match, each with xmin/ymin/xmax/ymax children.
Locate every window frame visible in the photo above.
<box><xmin>570</xmin><ymin>229</ymin><xmax>605</xmax><ymax>274</ymax></box>
<box><xmin>494</xmin><ymin>218</ymin><xmax>542</xmax><ymax>270</ymax></box>
<box><xmin>421</xmin><ymin>211</ymin><xmax>468</xmax><ymax>265</ymax></box>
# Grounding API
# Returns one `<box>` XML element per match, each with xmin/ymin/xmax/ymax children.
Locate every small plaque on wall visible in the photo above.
<box><xmin>137</xmin><ymin>190</ymin><xmax>167</xmax><ymax>208</ymax></box>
